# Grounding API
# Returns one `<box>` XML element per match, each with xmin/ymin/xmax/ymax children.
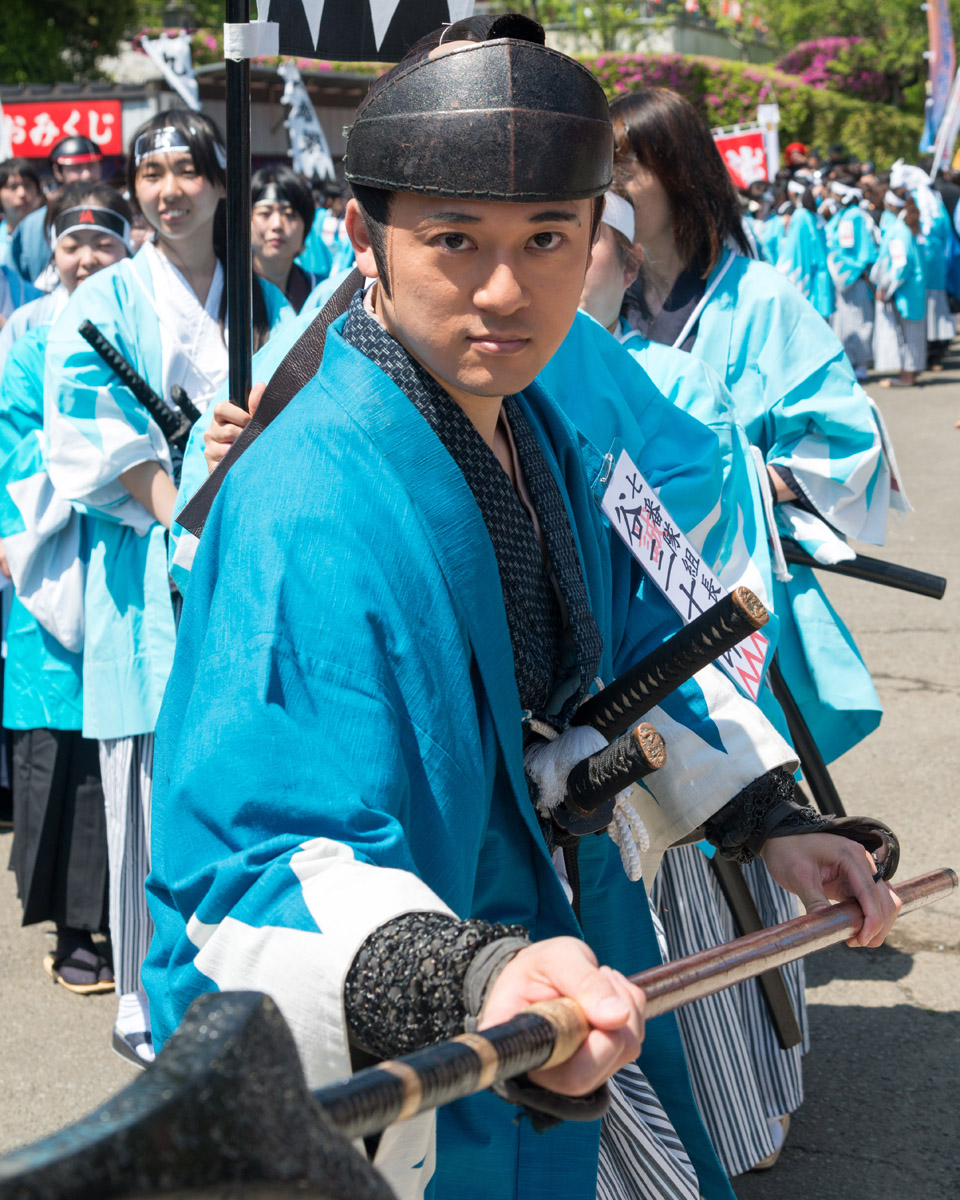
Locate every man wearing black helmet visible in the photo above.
<box><xmin>146</xmin><ymin>18</ymin><xmax>900</xmax><ymax>1200</ymax></box>
<box><xmin>6</xmin><ymin>135</ymin><xmax>103</xmax><ymax>286</ymax></box>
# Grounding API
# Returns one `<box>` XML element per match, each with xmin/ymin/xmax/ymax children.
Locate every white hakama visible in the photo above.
<box><xmin>829</xmin><ymin>277</ymin><xmax>874</xmax><ymax>369</ymax></box>
<box><xmin>873</xmin><ymin>300</ymin><xmax>926</xmax><ymax>374</ymax></box>
<box><xmin>926</xmin><ymin>289</ymin><xmax>955</xmax><ymax>342</ymax></box>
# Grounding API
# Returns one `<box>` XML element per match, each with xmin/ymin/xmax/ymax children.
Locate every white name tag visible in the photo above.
<box><xmin>889</xmin><ymin>238</ymin><xmax>907</xmax><ymax>270</ymax></box>
<box><xmin>838</xmin><ymin>219</ymin><xmax>856</xmax><ymax>250</ymax></box>
<box><xmin>600</xmin><ymin>448</ymin><xmax>770</xmax><ymax>702</ymax></box>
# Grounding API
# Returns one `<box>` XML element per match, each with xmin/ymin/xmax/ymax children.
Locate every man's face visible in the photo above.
<box><xmin>350</xmin><ymin>193</ymin><xmax>595</xmax><ymax>406</ymax></box>
<box><xmin>54</xmin><ymin>160</ymin><xmax>102</xmax><ymax>185</ymax></box>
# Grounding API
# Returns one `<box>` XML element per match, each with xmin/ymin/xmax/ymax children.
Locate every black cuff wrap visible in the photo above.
<box><xmin>345</xmin><ymin>912</ymin><xmax>528</xmax><ymax>1059</ymax></box>
<box><xmin>493</xmin><ymin>1074</ymin><xmax>611</xmax><ymax>1132</ymax></box>
<box><xmin>704</xmin><ymin>767</ymin><xmax>823</xmax><ymax>863</ymax></box>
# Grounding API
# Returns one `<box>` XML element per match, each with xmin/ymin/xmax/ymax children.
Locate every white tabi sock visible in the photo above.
<box><xmin>116</xmin><ymin>989</ymin><xmax>155</xmax><ymax>1062</ymax></box>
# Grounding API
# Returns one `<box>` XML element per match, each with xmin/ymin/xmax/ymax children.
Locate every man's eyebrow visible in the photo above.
<box><xmin>421</xmin><ymin>211</ymin><xmax>483</xmax><ymax>224</ymax></box>
<box><xmin>528</xmin><ymin>209</ymin><xmax>581</xmax><ymax>224</ymax></box>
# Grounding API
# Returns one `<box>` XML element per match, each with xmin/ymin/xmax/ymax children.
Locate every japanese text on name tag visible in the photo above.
<box><xmin>601</xmin><ymin>449</ymin><xmax>769</xmax><ymax>701</ymax></box>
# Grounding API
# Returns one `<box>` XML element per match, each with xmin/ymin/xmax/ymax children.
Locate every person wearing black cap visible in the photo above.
<box><xmin>4</xmin><ymin>136</ymin><xmax>105</xmax><ymax>288</ymax></box>
<box><xmin>144</xmin><ymin>18</ymin><xmax>900</xmax><ymax>1200</ymax></box>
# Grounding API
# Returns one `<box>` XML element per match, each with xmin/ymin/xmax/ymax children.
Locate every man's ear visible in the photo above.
<box><xmin>345</xmin><ymin>198</ymin><xmax>379</xmax><ymax>280</ymax></box>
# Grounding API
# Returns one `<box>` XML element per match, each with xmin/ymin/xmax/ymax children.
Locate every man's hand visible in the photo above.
<box><xmin>761</xmin><ymin>832</ymin><xmax>902</xmax><ymax>948</ymax></box>
<box><xmin>478</xmin><ymin>937</ymin><xmax>645</xmax><ymax>1097</ymax></box>
<box><xmin>203</xmin><ymin>382</ymin><xmax>266</xmax><ymax>473</ymax></box>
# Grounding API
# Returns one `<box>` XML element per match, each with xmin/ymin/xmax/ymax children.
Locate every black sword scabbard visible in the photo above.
<box><xmin>78</xmin><ymin>320</ymin><xmax>195</xmax><ymax>451</ymax></box>
<box><xmin>781</xmin><ymin>541</ymin><xmax>946</xmax><ymax>600</ymax></box>
<box><xmin>573</xmin><ymin>586</ymin><xmax>770</xmax><ymax>742</ymax></box>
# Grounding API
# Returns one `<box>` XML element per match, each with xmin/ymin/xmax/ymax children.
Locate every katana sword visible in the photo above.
<box><xmin>313</xmin><ymin>868</ymin><xmax>956</xmax><ymax>1139</ymax></box>
<box><xmin>550</xmin><ymin>587</ymin><xmax>769</xmax><ymax>831</ymax></box>
<box><xmin>78</xmin><ymin>320</ymin><xmax>201</xmax><ymax>452</ymax></box>
<box><xmin>781</xmin><ymin>541</ymin><xmax>946</xmax><ymax>600</ymax></box>
<box><xmin>572</xmin><ymin>586</ymin><xmax>770</xmax><ymax>741</ymax></box>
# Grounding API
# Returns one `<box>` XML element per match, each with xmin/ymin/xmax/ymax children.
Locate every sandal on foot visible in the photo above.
<box><xmin>112</xmin><ymin>1028</ymin><xmax>154</xmax><ymax>1069</ymax></box>
<box><xmin>43</xmin><ymin>949</ymin><xmax>115</xmax><ymax>995</ymax></box>
<box><xmin>751</xmin><ymin>1114</ymin><xmax>791</xmax><ymax>1172</ymax></box>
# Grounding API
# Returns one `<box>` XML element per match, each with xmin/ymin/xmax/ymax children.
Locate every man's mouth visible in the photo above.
<box><xmin>468</xmin><ymin>334</ymin><xmax>530</xmax><ymax>354</ymax></box>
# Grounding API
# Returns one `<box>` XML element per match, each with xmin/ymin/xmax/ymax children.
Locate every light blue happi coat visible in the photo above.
<box><xmin>0</xmin><ymin>325</ymin><xmax>84</xmax><ymax>731</ymax></box>
<box><xmin>825</xmin><ymin>205</ymin><xmax>877</xmax><ymax>293</ymax></box>
<box><xmin>777</xmin><ymin>207</ymin><xmax>835</xmax><ymax>319</ymax></box>
<box><xmin>42</xmin><ymin>251</ymin><xmax>290</xmax><ymax>739</ymax></box>
<box><xmin>871</xmin><ymin>217</ymin><xmax>926</xmax><ymax>322</ymax></box>
<box><xmin>913</xmin><ymin>188</ymin><xmax>952</xmax><ymax>292</ymax></box>
<box><xmin>752</xmin><ymin>213</ymin><xmax>786</xmax><ymax>266</ymax></box>
<box><xmin>148</xmin><ymin>314</ymin><xmax>800</xmax><ymax>1200</ymax></box>
<box><xmin>687</xmin><ymin>249</ymin><xmax>893</xmax><ymax>762</ymax></box>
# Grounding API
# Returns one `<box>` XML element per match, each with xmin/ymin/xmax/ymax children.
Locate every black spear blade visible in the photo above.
<box><xmin>0</xmin><ymin>992</ymin><xmax>392</xmax><ymax>1200</ymax></box>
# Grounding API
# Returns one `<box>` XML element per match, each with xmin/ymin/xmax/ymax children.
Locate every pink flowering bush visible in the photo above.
<box><xmin>776</xmin><ymin>37</ymin><xmax>897</xmax><ymax>105</ymax></box>
<box><xmin>580</xmin><ymin>52</ymin><xmax>921</xmax><ymax>168</ymax></box>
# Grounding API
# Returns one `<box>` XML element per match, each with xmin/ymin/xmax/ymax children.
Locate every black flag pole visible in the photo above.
<box><xmin>225</xmin><ymin>0</ymin><xmax>253</xmax><ymax>413</ymax></box>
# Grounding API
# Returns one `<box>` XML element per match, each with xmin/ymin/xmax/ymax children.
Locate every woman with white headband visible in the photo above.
<box><xmin>41</xmin><ymin>109</ymin><xmax>291</xmax><ymax>1066</ymax></box>
<box><xmin>870</xmin><ymin>190</ymin><xmax>926</xmax><ymax>387</ymax></box>
<box><xmin>775</xmin><ymin>180</ymin><xmax>835</xmax><ymax>320</ymax></box>
<box><xmin>0</xmin><ymin>182</ymin><xmax>131</xmax><ymax>997</ymax></box>
<box><xmin>824</xmin><ymin>179</ymin><xmax>877</xmax><ymax>381</ymax></box>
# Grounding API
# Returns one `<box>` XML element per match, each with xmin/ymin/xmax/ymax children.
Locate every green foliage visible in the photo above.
<box><xmin>584</xmin><ymin>52</ymin><xmax>924</xmax><ymax>168</ymax></box>
<box><xmin>489</xmin><ymin>0</ymin><xmax>649</xmax><ymax>51</ymax></box>
<box><xmin>0</xmin><ymin>0</ymin><xmax>138</xmax><ymax>84</ymax></box>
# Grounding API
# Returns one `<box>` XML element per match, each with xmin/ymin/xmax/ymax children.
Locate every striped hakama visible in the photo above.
<box><xmin>99</xmin><ymin>733</ymin><xmax>154</xmax><ymax>995</ymax></box>
<box><xmin>829</xmin><ymin>278</ymin><xmax>874</xmax><ymax>370</ymax></box>
<box><xmin>598</xmin><ymin>1062</ymin><xmax>701</xmax><ymax>1200</ymax></box>
<box><xmin>873</xmin><ymin>300</ymin><xmax>926</xmax><ymax>374</ymax></box>
<box><xmin>651</xmin><ymin>845</ymin><xmax>808</xmax><ymax>1178</ymax></box>
<box><xmin>926</xmin><ymin>289</ymin><xmax>955</xmax><ymax>342</ymax></box>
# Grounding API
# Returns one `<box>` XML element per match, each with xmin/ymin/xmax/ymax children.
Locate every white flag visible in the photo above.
<box><xmin>278</xmin><ymin>62</ymin><xmax>335</xmax><ymax>182</ymax></box>
<box><xmin>0</xmin><ymin>100</ymin><xmax>12</xmax><ymax>161</ymax></box>
<box><xmin>141</xmin><ymin>31</ymin><xmax>202</xmax><ymax>113</ymax></box>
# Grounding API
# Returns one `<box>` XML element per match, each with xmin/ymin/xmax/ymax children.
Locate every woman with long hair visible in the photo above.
<box><xmin>0</xmin><ymin>181</ymin><xmax>131</xmax><ymax>994</ymax></box>
<box><xmin>611</xmin><ymin>87</ymin><xmax>902</xmax><ymax>1177</ymax></box>
<box><xmin>42</xmin><ymin>110</ymin><xmax>290</xmax><ymax>1066</ymax></box>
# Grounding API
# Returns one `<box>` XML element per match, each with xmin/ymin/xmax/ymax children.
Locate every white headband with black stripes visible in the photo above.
<box><xmin>134</xmin><ymin>125</ymin><xmax>227</xmax><ymax>170</ymax></box>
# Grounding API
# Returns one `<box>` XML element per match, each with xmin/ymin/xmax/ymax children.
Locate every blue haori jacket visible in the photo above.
<box><xmin>145</xmin><ymin>317</ymin><xmax>795</xmax><ymax>1200</ymax></box>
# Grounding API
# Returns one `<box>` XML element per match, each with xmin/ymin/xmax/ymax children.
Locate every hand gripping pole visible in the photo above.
<box><xmin>313</xmin><ymin>868</ymin><xmax>956</xmax><ymax>1139</ymax></box>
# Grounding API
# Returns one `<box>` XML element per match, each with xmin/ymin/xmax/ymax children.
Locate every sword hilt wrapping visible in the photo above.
<box><xmin>563</xmin><ymin>723</ymin><xmax>665</xmax><ymax>817</ymax></box>
<box><xmin>573</xmin><ymin>586</ymin><xmax>769</xmax><ymax>741</ymax></box>
<box><xmin>78</xmin><ymin>320</ymin><xmax>195</xmax><ymax>450</ymax></box>
<box><xmin>316</xmin><ymin>1001</ymin><xmax>588</xmax><ymax>1140</ymax></box>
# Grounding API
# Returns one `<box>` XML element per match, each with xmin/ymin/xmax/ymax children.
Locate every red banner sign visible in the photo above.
<box><xmin>2</xmin><ymin>99</ymin><xmax>123</xmax><ymax>159</ymax></box>
<box><xmin>713</xmin><ymin>126</ymin><xmax>768</xmax><ymax>188</ymax></box>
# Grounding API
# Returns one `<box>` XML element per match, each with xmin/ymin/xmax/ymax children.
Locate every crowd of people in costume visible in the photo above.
<box><xmin>738</xmin><ymin>140</ymin><xmax>960</xmax><ymax>388</ymax></box>
<box><xmin>0</xmin><ymin>13</ymin><xmax>935</xmax><ymax>1198</ymax></box>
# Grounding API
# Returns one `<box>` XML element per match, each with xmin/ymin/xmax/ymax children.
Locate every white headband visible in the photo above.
<box><xmin>830</xmin><ymin>181</ymin><xmax>862</xmax><ymax>204</ymax></box>
<box><xmin>777</xmin><ymin>200</ymin><xmax>793</xmax><ymax>216</ymax></box>
<box><xmin>134</xmin><ymin>125</ymin><xmax>227</xmax><ymax>170</ymax></box>
<box><xmin>787</xmin><ymin>179</ymin><xmax>807</xmax><ymax>198</ymax></box>
<box><xmin>602</xmin><ymin>191</ymin><xmax>636</xmax><ymax>243</ymax></box>
<box><xmin>884</xmin><ymin>190</ymin><xmax>906</xmax><ymax>209</ymax></box>
<box><xmin>50</xmin><ymin>205</ymin><xmax>132</xmax><ymax>252</ymax></box>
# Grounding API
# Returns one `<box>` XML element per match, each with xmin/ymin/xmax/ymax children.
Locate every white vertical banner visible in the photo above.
<box><xmin>930</xmin><ymin>67</ymin><xmax>960</xmax><ymax>176</ymax></box>
<box><xmin>0</xmin><ymin>100</ymin><xmax>12</xmax><ymax>161</ymax></box>
<box><xmin>757</xmin><ymin>103</ymin><xmax>780</xmax><ymax>183</ymax></box>
<box><xmin>278</xmin><ymin>62</ymin><xmax>335</xmax><ymax>182</ymax></box>
<box><xmin>141</xmin><ymin>31</ymin><xmax>202</xmax><ymax>112</ymax></box>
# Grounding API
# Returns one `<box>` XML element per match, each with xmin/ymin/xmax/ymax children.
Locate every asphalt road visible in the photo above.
<box><xmin>0</xmin><ymin>352</ymin><xmax>958</xmax><ymax>1197</ymax></box>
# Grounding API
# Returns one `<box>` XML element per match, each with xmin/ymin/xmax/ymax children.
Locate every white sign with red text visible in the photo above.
<box><xmin>600</xmin><ymin>448</ymin><xmax>771</xmax><ymax>702</ymax></box>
